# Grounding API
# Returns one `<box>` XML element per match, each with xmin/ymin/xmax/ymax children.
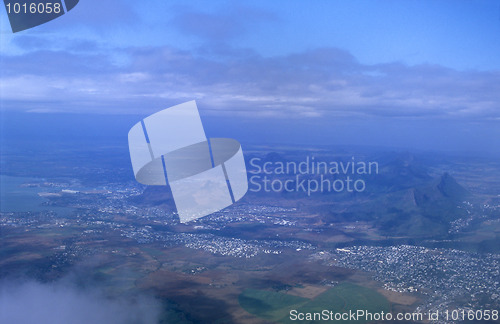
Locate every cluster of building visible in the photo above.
<box><xmin>313</xmin><ymin>245</ymin><xmax>500</xmax><ymax>320</ymax></box>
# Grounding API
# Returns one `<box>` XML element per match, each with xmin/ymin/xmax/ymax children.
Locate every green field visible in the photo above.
<box><xmin>239</xmin><ymin>282</ymin><xmax>390</xmax><ymax>323</ymax></box>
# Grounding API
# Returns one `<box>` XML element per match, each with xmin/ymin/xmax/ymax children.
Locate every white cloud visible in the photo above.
<box><xmin>1</xmin><ymin>44</ymin><xmax>499</xmax><ymax>120</ymax></box>
<box><xmin>0</xmin><ymin>279</ymin><xmax>162</xmax><ymax>324</ymax></box>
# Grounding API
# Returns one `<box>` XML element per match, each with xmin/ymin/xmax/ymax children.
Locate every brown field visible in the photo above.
<box><xmin>0</xmin><ymin>252</ymin><xmax>44</xmax><ymax>266</ymax></box>
<box><xmin>377</xmin><ymin>288</ymin><xmax>418</xmax><ymax>306</ymax></box>
<box><xmin>286</xmin><ymin>284</ymin><xmax>328</xmax><ymax>298</ymax></box>
<box><xmin>0</xmin><ymin>222</ymin><xmax>425</xmax><ymax>323</ymax></box>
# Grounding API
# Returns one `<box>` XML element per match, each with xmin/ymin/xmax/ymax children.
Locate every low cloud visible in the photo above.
<box><xmin>1</xmin><ymin>41</ymin><xmax>500</xmax><ymax>121</ymax></box>
<box><xmin>0</xmin><ymin>278</ymin><xmax>162</xmax><ymax>324</ymax></box>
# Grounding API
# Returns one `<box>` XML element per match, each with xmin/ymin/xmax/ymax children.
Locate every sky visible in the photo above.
<box><xmin>1</xmin><ymin>0</ymin><xmax>500</xmax><ymax>152</ymax></box>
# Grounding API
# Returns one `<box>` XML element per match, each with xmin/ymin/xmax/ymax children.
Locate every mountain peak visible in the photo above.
<box><xmin>436</xmin><ymin>172</ymin><xmax>469</xmax><ymax>201</ymax></box>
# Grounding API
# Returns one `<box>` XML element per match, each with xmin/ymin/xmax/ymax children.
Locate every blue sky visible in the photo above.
<box><xmin>1</xmin><ymin>0</ymin><xmax>500</xmax><ymax>152</ymax></box>
<box><xmin>3</xmin><ymin>0</ymin><xmax>500</xmax><ymax>68</ymax></box>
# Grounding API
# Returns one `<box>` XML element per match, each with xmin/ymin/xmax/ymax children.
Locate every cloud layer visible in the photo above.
<box><xmin>0</xmin><ymin>279</ymin><xmax>162</xmax><ymax>324</ymax></box>
<box><xmin>1</xmin><ymin>43</ymin><xmax>499</xmax><ymax>121</ymax></box>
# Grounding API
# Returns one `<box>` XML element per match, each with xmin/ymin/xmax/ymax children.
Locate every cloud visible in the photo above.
<box><xmin>171</xmin><ymin>6</ymin><xmax>276</xmax><ymax>41</ymax></box>
<box><xmin>1</xmin><ymin>42</ymin><xmax>500</xmax><ymax>120</ymax></box>
<box><xmin>0</xmin><ymin>278</ymin><xmax>162</xmax><ymax>324</ymax></box>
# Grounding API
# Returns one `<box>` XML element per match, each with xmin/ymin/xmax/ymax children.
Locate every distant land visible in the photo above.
<box><xmin>1</xmin><ymin>131</ymin><xmax>500</xmax><ymax>323</ymax></box>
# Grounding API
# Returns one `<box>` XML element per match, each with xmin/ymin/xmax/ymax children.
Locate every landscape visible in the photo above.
<box><xmin>2</xmin><ymin>1</ymin><xmax>500</xmax><ymax>323</ymax></box>
<box><xmin>1</xmin><ymin>115</ymin><xmax>499</xmax><ymax>323</ymax></box>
